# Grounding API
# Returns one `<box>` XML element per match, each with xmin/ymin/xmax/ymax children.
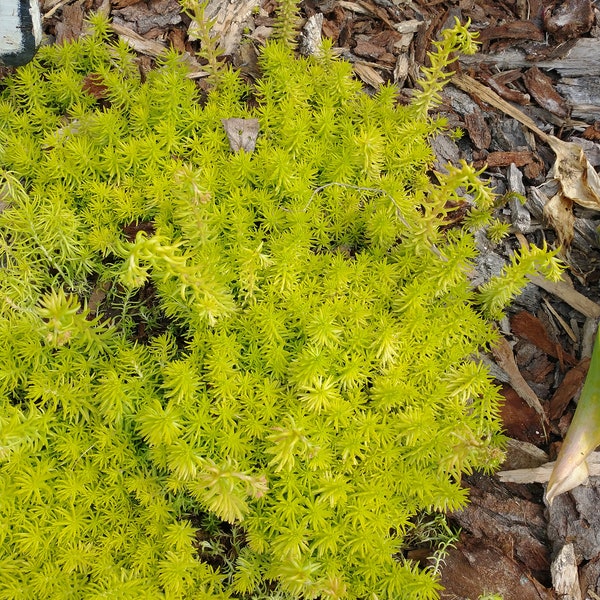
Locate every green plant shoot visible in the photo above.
<box><xmin>0</xmin><ymin>9</ymin><xmax>562</xmax><ymax>600</ymax></box>
<box><xmin>547</xmin><ymin>327</ymin><xmax>600</xmax><ymax>504</ymax></box>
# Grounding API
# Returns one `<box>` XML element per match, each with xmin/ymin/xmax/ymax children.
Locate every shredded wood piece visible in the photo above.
<box><xmin>529</xmin><ymin>275</ymin><xmax>600</xmax><ymax>319</ymax></box>
<box><xmin>491</xmin><ymin>337</ymin><xmax>547</xmax><ymax>420</ymax></box>
<box><xmin>497</xmin><ymin>452</ymin><xmax>600</xmax><ymax>484</ymax></box>
<box><xmin>551</xmin><ymin>543</ymin><xmax>583</xmax><ymax>600</ymax></box>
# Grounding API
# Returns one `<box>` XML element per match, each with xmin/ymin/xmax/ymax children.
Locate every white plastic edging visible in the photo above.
<box><xmin>0</xmin><ymin>0</ymin><xmax>42</xmax><ymax>66</ymax></box>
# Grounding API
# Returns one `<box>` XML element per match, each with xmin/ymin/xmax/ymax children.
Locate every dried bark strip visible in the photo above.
<box><xmin>548</xmin><ymin>358</ymin><xmax>590</xmax><ymax>421</ymax></box>
<box><xmin>529</xmin><ymin>276</ymin><xmax>600</xmax><ymax>319</ymax></box>
<box><xmin>523</xmin><ymin>67</ymin><xmax>569</xmax><ymax>118</ymax></box>
<box><xmin>510</xmin><ymin>311</ymin><xmax>577</xmax><ymax>366</ymax></box>
<box><xmin>476</xmin><ymin>150</ymin><xmax>536</xmax><ymax>168</ymax></box>
<box><xmin>478</xmin><ymin>20</ymin><xmax>544</xmax><ymax>43</ymax></box>
<box><xmin>492</xmin><ymin>337</ymin><xmax>547</xmax><ymax>420</ymax></box>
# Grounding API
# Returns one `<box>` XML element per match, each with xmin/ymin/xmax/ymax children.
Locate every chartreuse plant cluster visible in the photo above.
<box><xmin>0</xmin><ymin>11</ymin><xmax>560</xmax><ymax>600</ymax></box>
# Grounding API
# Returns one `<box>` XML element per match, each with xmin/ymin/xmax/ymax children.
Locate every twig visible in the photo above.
<box><xmin>451</xmin><ymin>73</ymin><xmax>554</xmax><ymax>146</ymax></box>
<box><xmin>43</xmin><ymin>0</ymin><xmax>78</xmax><ymax>21</ymax></box>
<box><xmin>529</xmin><ymin>275</ymin><xmax>600</xmax><ymax>319</ymax></box>
<box><xmin>498</xmin><ymin>451</ymin><xmax>600</xmax><ymax>484</ymax></box>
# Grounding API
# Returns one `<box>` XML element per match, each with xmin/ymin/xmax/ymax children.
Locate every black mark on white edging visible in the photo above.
<box><xmin>0</xmin><ymin>0</ymin><xmax>42</xmax><ymax>67</ymax></box>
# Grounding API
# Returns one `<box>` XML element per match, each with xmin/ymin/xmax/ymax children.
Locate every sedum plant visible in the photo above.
<box><xmin>0</xmin><ymin>11</ymin><xmax>561</xmax><ymax>600</ymax></box>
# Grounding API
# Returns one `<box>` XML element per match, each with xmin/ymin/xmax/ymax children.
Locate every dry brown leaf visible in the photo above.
<box><xmin>544</xmin><ymin>139</ymin><xmax>600</xmax><ymax>246</ymax></box>
<box><xmin>547</xmin><ymin>137</ymin><xmax>600</xmax><ymax>210</ymax></box>
<box><xmin>451</xmin><ymin>73</ymin><xmax>600</xmax><ymax>247</ymax></box>
<box><xmin>82</xmin><ymin>73</ymin><xmax>109</xmax><ymax>100</ymax></box>
<box><xmin>221</xmin><ymin>118</ymin><xmax>260</xmax><ymax>153</ymax></box>
<box><xmin>543</xmin><ymin>193</ymin><xmax>575</xmax><ymax>248</ymax></box>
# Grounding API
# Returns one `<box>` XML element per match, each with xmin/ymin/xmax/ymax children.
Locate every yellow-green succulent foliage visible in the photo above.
<box><xmin>0</xmin><ymin>12</ymin><xmax>560</xmax><ymax>600</ymax></box>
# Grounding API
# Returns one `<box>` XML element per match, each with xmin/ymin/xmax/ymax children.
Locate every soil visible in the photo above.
<box><xmin>22</xmin><ymin>0</ymin><xmax>600</xmax><ymax>598</ymax></box>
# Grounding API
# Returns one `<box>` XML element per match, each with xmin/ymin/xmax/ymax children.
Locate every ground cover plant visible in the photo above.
<box><xmin>0</xmin><ymin>4</ymin><xmax>562</xmax><ymax>599</ymax></box>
